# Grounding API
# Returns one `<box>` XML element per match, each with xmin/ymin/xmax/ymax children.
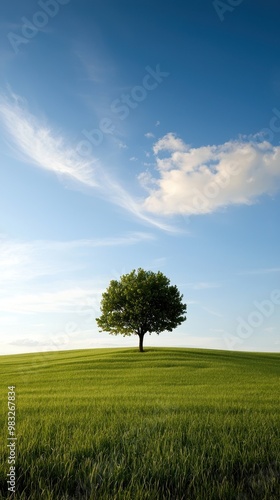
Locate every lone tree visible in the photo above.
<box><xmin>96</xmin><ymin>268</ymin><xmax>187</xmax><ymax>352</ymax></box>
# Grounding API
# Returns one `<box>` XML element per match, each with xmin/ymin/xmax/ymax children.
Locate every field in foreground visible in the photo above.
<box><xmin>0</xmin><ymin>347</ymin><xmax>279</xmax><ymax>499</ymax></box>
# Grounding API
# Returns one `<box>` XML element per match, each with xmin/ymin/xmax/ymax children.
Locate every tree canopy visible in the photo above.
<box><xmin>96</xmin><ymin>268</ymin><xmax>187</xmax><ymax>351</ymax></box>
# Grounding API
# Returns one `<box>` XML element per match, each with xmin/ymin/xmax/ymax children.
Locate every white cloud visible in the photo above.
<box><xmin>142</xmin><ymin>133</ymin><xmax>280</xmax><ymax>215</ymax></box>
<box><xmin>153</xmin><ymin>132</ymin><xmax>188</xmax><ymax>154</ymax></box>
<box><xmin>138</xmin><ymin>170</ymin><xmax>157</xmax><ymax>190</ymax></box>
<box><xmin>129</xmin><ymin>156</ymin><xmax>137</xmax><ymax>161</ymax></box>
<box><xmin>118</xmin><ymin>141</ymin><xmax>128</xmax><ymax>149</ymax></box>
<box><xmin>192</xmin><ymin>282</ymin><xmax>221</xmax><ymax>290</ymax></box>
<box><xmin>145</xmin><ymin>132</ymin><xmax>155</xmax><ymax>139</ymax></box>
<box><xmin>155</xmin><ymin>121</ymin><xmax>160</xmax><ymax>127</ymax></box>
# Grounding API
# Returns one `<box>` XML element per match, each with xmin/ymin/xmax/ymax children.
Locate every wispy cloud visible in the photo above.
<box><xmin>201</xmin><ymin>306</ymin><xmax>223</xmax><ymax>318</ymax></box>
<box><xmin>0</xmin><ymin>91</ymin><xmax>176</xmax><ymax>232</ymax></box>
<box><xmin>0</xmin><ymin>286</ymin><xmax>102</xmax><ymax>314</ymax></box>
<box><xmin>153</xmin><ymin>132</ymin><xmax>187</xmax><ymax>154</ymax></box>
<box><xmin>0</xmin><ymin>91</ymin><xmax>97</xmax><ymax>187</ymax></box>
<box><xmin>95</xmin><ymin>170</ymin><xmax>178</xmax><ymax>232</ymax></box>
<box><xmin>9</xmin><ymin>338</ymin><xmax>50</xmax><ymax>347</ymax></box>
<box><xmin>74</xmin><ymin>49</ymin><xmax>111</xmax><ymax>84</ymax></box>
<box><xmin>145</xmin><ymin>132</ymin><xmax>155</xmax><ymax>139</ymax></box>
<box><xmin>0</xmin><ymin>232</ymin><xmax>155</xmax><ymax>284</ymax></box>
<box><xmin>192</xmin><ymin>282</ymin><xmax>221</xmax><ymax>290</ymax></box>
<box><xmin>118</xmin><ymin>141</ymin><xmax>128</xmax><ymax>149</ymax></box>
<box><xmin>149</xmin><ymin>257</ymin><xmax>167</xmax><ymax>268</ymax></box>
<box><xmin>142</xmin><ymin>133</ymin><xmax>280</xmax><ymax>215</ymax></box>
<box><xmin>73</xmin><ymin>41</ymin><xmax>117</xmax><ymax>86</ymax></box>
<box><xmin>180</xmin><ymin>281</ymin><xmax>221</xmax><ymax>290</ymax></box>
<box><xmin>239</xmin><ymin>267</ymin><xmax>280</xmax><ymax>275</ymax></box>
<box><xmin>263</xmin><ymin>327</ymin><xmax>277</xmax><ymax>333</ymax></box>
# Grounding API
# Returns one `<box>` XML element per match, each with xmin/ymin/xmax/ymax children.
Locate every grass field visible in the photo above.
<box><xmin>0</xmin><ymin>347</ymin><xmax>279</xmax><ymax>499</ymax></box>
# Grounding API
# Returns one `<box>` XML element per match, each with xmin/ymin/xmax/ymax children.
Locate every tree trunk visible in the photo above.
<box><xmin>138</xmin><ymin>333</ymin><xmax>144</xmax><ymax>352</ymax></box>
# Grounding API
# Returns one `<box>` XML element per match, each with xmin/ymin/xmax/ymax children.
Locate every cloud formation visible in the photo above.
<box><xmin>239</xmin><ymin>267</ymin><xmax>280</xmax><ymax>275</ymax></box>
<box><xmin>0</xmin><ymin>92</ymin><xmax>96</xmax><ymax>187</ymax></box>
<box><xmin>0</xmin><ymin>91</ymin><xmax>175</xmax><ymax>232</ymax></box>
<box><xmin>9</xmin><ymin>338</ymin><xmax>50</xmax><ymax>347</ymax></box>
<box><xmin>141</xmin><ymin>133</ymin><xmax>280</xmax><ymax>215</ymax></box>
<box><xmin>0</xmin><ymin>286</ymin><xmax>102</xmax><ymax>314</ymax></box>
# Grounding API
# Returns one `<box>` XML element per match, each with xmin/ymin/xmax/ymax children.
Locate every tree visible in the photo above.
<box><xmin>96</xmin><ymin>268</ymin><xmax>187</xmax><ymax>352</ymax></box>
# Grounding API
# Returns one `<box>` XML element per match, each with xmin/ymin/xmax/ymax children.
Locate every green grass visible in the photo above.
<box><xmin>0</xmin><ymin>347</ymin><xmax>279</xmax><ymax>499</ymax></box>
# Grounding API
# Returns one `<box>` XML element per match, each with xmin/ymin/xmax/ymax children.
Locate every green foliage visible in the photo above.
<box><xmin>96</xmin><ymin>269</ymin><xmax>187</xmax><ymax>346</ymax></box>
<box><xmin>0</xmin><ymin>348</ymin><xmax>279</xmax><ymax>499</ymax></box>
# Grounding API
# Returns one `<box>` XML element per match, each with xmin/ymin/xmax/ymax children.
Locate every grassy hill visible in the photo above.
<box><xmin>0</xmin><ymin>347</ymin><xmax>279</xmax><ymax>499</ymax></box>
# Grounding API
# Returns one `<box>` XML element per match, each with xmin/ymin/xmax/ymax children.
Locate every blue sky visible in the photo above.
<box><xmin>0</xmin><ymin>0</ymin><xmax>280</xmax><ymax>355</ymax></box>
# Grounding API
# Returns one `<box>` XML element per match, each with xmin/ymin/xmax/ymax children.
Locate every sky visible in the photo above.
<box><xmin>0</xmin><ymin>0</ymin><xmax>280</xmax><ymax>355</ymax></box>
